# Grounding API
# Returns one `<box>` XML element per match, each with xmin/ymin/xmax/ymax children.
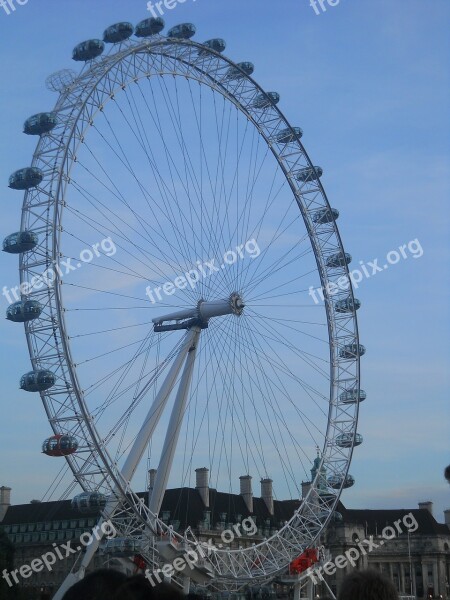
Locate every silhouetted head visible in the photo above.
<box><xmin>112</xmin><ymin>575</ymin><xmax>184</xmax><ymax>600</ymax></box>
<box><xmin>445</xmin><ymin>465</ymin><xmax>450</xmax><ymax>483</ymax></box>
<box><xmin>62</xmin><ymin>569</ymin><xmax>127</xmax><ymax>600</ymax></box>
<box><xmin>338</xmin><ymin>570</ymin><xmax>399</xmax><ymax>600</ymax></box>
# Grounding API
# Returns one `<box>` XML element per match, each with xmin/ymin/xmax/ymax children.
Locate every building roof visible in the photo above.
<box><xmin>2</xmin><ymin>488</ymin><xmax>448</xmax><ymax>537</ymax></box>
<box><xmin>336</xmin><ymin>503</ymin><xmax>449</xmax><ymax>536</ymax></box>
<box><xmin>0</xmin><ymin>487</ymin><xmax>300</xmax><ymax>529</ymax></box>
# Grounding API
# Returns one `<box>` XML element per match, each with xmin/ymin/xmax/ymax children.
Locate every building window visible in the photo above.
<box><xmin>11</xmin><ymin>525</ymin><xmax>18</xmax><ymax>533</ymax></box>
<box><xmin>20</xmin><ymin>524</ymin><xmax>27</xmax><ymax>533</ymax></box>
<box><xmin>45</xmin><ymin>521</ymin><xmax>52</xmax><ymax>531</ymax></box>
<box><xmin>36</xmin><ymin>522</ymin><xmax>44</xmax><ymax>531</ymax></box>
<box><xmin>40</xmin><ymin>532</ymin><xmax>48</xmax><ymax>542</ymax></box>
<box><xmin>61</xmin><ymin>520</ymin><xmax>69</xmax><ymax>529</ymax></box>
<box><xmin>53</xmin><ymin>521</ymin><xmax>61</xmax><ymax>530</ymax></box>
<box><xmin>70</xmin><ymin>520</ymin><xmax>77</xmax><ymax>529</ymax></box>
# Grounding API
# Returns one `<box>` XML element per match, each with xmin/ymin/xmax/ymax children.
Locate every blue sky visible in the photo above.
<box><xmin>0</xmin><ymin>0</ymin><xmax>449</xmax><ymax>523</ymax></box>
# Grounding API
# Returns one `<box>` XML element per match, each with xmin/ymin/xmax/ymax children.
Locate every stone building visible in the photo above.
<box><xmin>1</xmin><ymin>474</ymin><xmax>449</xmax><ymax>599</ymax></box>
<box><xmin>319</xmin><ymin>501</ymin><xmax>450</xmax><ymax>599</ymax></box>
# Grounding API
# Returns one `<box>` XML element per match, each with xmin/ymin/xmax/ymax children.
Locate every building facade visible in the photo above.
<box><xmin>1</xmin><ymin>477</ymin><xmax>449</xmax><ymax>600</ymax></box>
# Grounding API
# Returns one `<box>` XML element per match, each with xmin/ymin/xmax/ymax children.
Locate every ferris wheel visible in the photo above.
<box><xmin>4</xmin><ymin>17</ymin><xmax>365</xmax><ymax>597</ymax></box>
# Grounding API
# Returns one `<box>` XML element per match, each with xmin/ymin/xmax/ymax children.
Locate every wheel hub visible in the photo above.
<box><xmin>153</xmin><ymin>293</ymin><xmax>244</xmax><ymax>332</ymax></box>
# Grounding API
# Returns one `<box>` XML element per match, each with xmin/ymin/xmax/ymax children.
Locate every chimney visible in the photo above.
<box><xmin>261</xmin><ymin>478</ymin><xmax>274</xmax><ymax>515</ymax></box>
<box><xmin>240</xmin><ymin>475</ymin><xmax>253</xmax><ymax>513</ymax></box>
<box><xmin>418</xmin><ymin>501</ymin><xmax>433</xmax><ymax>515</ymax></box>
<box><xmin>195</xmin><ymin>468</ymin><xmax>209</xmax><ymax>508</ymax></box>
<box><xmin>0</xmin><ymin>486</ymin><xmax>11</xmax><ymax>521</ymax></box>
<box><xmin>444</xmin><ymin>509</ymin><xmax>450</xmax><ymax>530</ymax></box>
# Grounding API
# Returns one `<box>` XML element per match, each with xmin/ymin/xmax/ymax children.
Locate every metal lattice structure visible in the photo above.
<box><xmin>5</xmin><ymin>18</ymin><xmax>365</xmax><ymax>596</ymax></box>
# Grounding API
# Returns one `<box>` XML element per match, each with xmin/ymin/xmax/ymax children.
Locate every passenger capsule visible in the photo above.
<box><xmin>326</xmin><ymin>252</ymin><xmax>352</xmax><ymax>268</ymax></box>
<box><xmin>312</xmin><ymin>207</ymin><xmax>339</xmax><ymax>224</ymax></box>
<box><xmin>42</xmin><ymin>434</ymin><xmax>78</xmax><ymax>457</ymax></box>
<box><xmin>335</xmin><ymin>297</ymin><xmax>361</xmax><ymax>313</ymax></box>
<box><xmin>226</xmin><ymin>62</ymin><xmax>254</xmax><ymax>80</ymax></box>
<box><xmin>72</xmin><ymin>40</ymin><xmax>105</xmax><ymax>62</ymax></box>
<box><xmin>103</xmin><ymin>537</ymin><xmax>143</xmax><ymax>555</ymax></box>
<box><xmin>167</xmin><ymin>23</ymin><xmax>196</xmax><ymax>39</ymax></box>
<box><xmin>3</xmin><ymin>231</ymin><xmax>38</xmax><ymax>254</ymax></box>
<box><xmin>253</xmin><ymin>92</ymin><xmax>280</xmax><ymax>109</ymax></box>
<box><xmin>45</xmin><ymin>69</ymin><xmax>77</xmax><ymax>93</ymax></box>
<box><xmin>331</xmin><ymin>511</ymin><xmax>343</xmax><ymax>522</ymax></box>
<box><xmin>275</xmin><ymin>127</ymin><xmax>303</xmax><ymax>144</ymax></box>
<box><xmin>103</xmin><ymin>22</ymin><xmax>134</xmax><ymax>44</ymax></box>
<box><xmin>20</xmin><ymin>370</ymin><xmax>56</xmax><ymax>392</ymax></box>
<box><xmin>335</xmin><ymin>432</ymin><xmax>363</xmax><ymax>448</ymax></box>
<box><xmin>6</xmin><ymin>300</ymin><xmax>42</xmax><ymax>323</ymax></box>
<box><xmin>71</xmin><ymin>492</ymin><xmax>107</xmax><ymax>513</ymax></box>
<box><xmin>339</xmin><ymin>343</ymin><xmax>366</xmax><ymax>359</ymax></box>
<box><xmin>327</xmin><ymin>474</ymin><xmax>355</xmax><ymax>489</ymax></box>
<box><xmin>23</xmin><ymin>113</ymin><xmax>57</xmax><ymax>136</ymax></box>
<box><xmin>339</xmin><ymin>389</ymin><xmax>367</xmax><ymax>404</ymax></box>
<box><xmin>296</xmin><ymin>166</ymin><xmax>323</xmax><ymax>183</ymax></box>
<box><xmin>200</xmin><ymin>38</ymin><xmax>226</xmax><ymax>53</ymax></box>
<box><xmin>135</xmin><ymin>17</ymin><xmax>165</xmax><ymax>37</ymax></box>
<box><xmin>9</xmin><ymin>168</ymin><xmax>43</xmax><ymax>190</ymax></box>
